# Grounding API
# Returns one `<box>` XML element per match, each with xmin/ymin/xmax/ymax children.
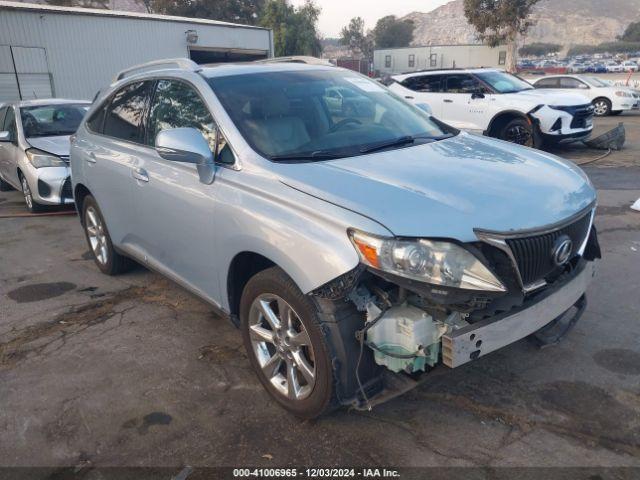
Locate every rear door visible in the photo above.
<box><xmin>129</xmin><ymin>78</ymin><xmax>222</xmax><ymax>301</ymax></box>
<box><xmin>396</xmin><ymin>74</ymin><xmax>444</xmax><ymax>118</ymax></box>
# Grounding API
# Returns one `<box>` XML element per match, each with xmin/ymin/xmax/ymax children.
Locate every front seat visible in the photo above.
<box><xmin>244</xmin><ymin>93</ymin><xmax>310</xmax><ymax>155</ymax></box>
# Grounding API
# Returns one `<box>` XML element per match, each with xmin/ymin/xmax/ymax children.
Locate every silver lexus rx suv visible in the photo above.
<box><xmin>70</xmin><ymin>59</ymin><xmax>601</xmax><ymax>418</ymax></box>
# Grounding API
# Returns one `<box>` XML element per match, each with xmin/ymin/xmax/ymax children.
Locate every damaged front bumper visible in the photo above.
<box><xmin>442</xmin><ymin>261</ymin><xmax>595</xmax><ymax>368</ymax></box>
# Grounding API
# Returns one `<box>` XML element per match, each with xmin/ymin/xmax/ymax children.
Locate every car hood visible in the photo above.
<box><xmin>27</xmin><ymin>135</ymin><xmax>71</xmax><ymax>157</ymax></box>
<box><xmin>276</xmin><ymin>133</ymin><xmax>596</xmax><ymax>241</ymax></box>
<box><xmin>508</xmin><ymin>89</ymin><xmax>591</xmax><ymax>106</ymax></box>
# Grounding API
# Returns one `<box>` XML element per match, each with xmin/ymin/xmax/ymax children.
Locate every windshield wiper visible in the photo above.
<box><xmin>359</xmin><ymin>134</ymin><xmax>453</xmax><ymax>154</ymax></box>
<box><xmin>270</xmin><ymin>150</ymin><xmax>346</xmax><ymax>162</ymax></box>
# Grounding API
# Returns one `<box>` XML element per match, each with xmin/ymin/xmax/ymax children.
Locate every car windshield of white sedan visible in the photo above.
<box><xmin>207</xmin><ymin>70</ymin><xmax>453</xmax><ymax>161</ymax></box>
<box><xmin>475</xmin><ymin>71</ymin><xmax>534</xmax><ymax>94</ymax></box>
<box><xmin>21</xmin><ymin>104</ymin><xmax>89</xmax><ymax>138</ymax></box>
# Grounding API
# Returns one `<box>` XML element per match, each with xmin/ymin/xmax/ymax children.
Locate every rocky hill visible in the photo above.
<box><xmin>405</xmin><ymin>0</ymin><xmax>640</xmax><ymax>47</ymax></box>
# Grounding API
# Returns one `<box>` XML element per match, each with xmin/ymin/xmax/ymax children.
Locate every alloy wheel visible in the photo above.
<box><xmin>21</xmin><ymin>176</ymin><xmax>33</xmax><ymax>210</ymax></box>
<box><xmin>593</xmin><ymin>100</ymin><xmax>609</xmax><ymax>116</ymax></box>
<box><xmin>85</xmin><ymin>206</ymin><xmax>108</xmax><ymax>265</ymax></box>
<box><xmin>248</xmin><ymin>294</ymin><xmax>316</xmax><ymax>401</ymax></box>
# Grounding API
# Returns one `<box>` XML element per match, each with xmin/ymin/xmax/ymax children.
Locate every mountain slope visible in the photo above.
<box><xmin>406</xmin><ymin>0</ymin><xmax>640</xmax><ymax>47</ymax></box>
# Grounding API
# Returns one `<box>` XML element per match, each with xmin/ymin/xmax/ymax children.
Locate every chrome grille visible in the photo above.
<box><xmin>504</xmin><ymin>212</ymin><xmax>592</xmax><ymax>285</ymax></box>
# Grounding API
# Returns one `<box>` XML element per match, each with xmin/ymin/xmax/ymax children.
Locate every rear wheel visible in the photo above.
<box><xmin>82</xmin><ymin>195</ymin><xmax>134</xmax><ymax>275</ymax></box>
<box><xmin>240</xmin><ymin>267</ymin><xmax>338</xmax><ymax>418</ymax></box>
<box><xmin>593</xmin><ymin>98</ymin><xmax>611</xmax><ymax>116</ymax></box>
<box><xmin>20</xmin><ymin>173</ymin><xmax>44</xmax><ymax>213</ymax></box>
<box><xmin>498</xmin><ymin>118</ymin><xmax>535</xmax><ymax>147</ymax></box>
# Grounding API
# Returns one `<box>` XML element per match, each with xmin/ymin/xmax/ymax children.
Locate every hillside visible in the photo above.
<box><xmin>406</xmin><ymin>0</ymin><xmax>640</xmax><ymax>47</ymax></box>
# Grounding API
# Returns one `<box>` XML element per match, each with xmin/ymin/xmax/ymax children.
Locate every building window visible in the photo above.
<box><xmin>430</xmin><ymin>53</ymin><xmax>438</xmax><ymax>67</ymax></box>
<box><xmin>499</xmin><ymin>51</ymin><xmax>507</xmax><ymax>65</ymax></box>
<box><xmin>408</xmin><ymin>54</ymin><xmax>415</xmax><ymax>68</ymax></box>
<box><xmin>385</xmin><ymin>55</ymin><xmax>391</xmax><ymax>68</ymax></box>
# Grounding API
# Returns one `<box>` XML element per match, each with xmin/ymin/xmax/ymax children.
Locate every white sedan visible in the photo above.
<box><xmin>532</xmin><ymin>74</ymin><xmax>639</xmax><ymax>116</ymax></box>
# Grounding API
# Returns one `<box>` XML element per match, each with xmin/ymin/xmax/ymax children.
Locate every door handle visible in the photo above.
<box><xmin>443</xmin><ymin>99</ymin><xmax>453</xmax><ymax>103</ymax></box>
<box><xmin>132</xmin><ymin>167</ymin><xmax>149</xmax><ymax>183</ymax></box>
<box><xmin>86</xmin><ymin>152</ymin><xmax>97</xmax><ymax>164</ymax></box>
<box><xmin>404</xmin><ymin>96</ymin><xmax>414</xmax><ymax>99</ymax></box>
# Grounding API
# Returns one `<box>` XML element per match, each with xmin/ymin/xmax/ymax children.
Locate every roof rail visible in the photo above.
<box><xmin>114</xmin><ymin>58</ymin><xmax>201</xmax><ymax>82</ymax></box>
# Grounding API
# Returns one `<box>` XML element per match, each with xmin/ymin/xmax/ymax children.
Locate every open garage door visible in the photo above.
<box><xmin>0</xmin><ymin>46</ymin><xmax>53</xmax><ymax>102</ymax></box>
<box><xmin>189</xmin><ymin>47</ymin><xmax>268</xmax><ymax>65</ymax></box>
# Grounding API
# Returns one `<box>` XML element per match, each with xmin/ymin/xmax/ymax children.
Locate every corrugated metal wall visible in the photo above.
<box><xmin>0</xmin><ymin>7</ymin><xmax>272</xmax><ymax>100</ymax></box>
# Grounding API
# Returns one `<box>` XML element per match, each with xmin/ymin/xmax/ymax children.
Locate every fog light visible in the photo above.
<box><xmin>37</xmin><ymin>179</ymin><xmax>51</xmax><ymax>197</ymax></box>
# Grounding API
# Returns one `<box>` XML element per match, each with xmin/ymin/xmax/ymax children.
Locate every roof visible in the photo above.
<box><xmin>256</xmin><ymin>56</ymin><xmax>334</xmax><ymax>66</ymax></box>
<box><xmin>1</xmin><ymin>98</ymin><xmax>91</xmax><ymax>107</ymax></box>
<box><xmin>199</xmin><ymin>62</ymin><xmax>338</xmax><ymax>79</ymax></box>
<box><xmin>0</xmin><ymin>0</ymin><xmax>269</xmax><ymax>30</ymax></box>
<box><xmin>393</xmin><ymin>68</ymin><xmax>502</xmax><ymax>80</ymax></box>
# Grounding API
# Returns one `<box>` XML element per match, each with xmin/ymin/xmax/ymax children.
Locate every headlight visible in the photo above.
<box><xmin>615</xmin><ymin>91</ymin><xmax>632</xmax><ymax>97</ymax></box>
<box><xmin>349</xmin><ymin>230</ymin><xmax>506</xmax><ymax>292</ymax></box>
<box><xmin>26</xmin><ymin>149</ymin><xmax>66</xmax><ymax>168</ymax></box>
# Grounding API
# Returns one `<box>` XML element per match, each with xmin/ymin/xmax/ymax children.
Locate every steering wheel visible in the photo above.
<box><xmin>328</xmin><ymin>118</ymin><xmax>362</xmax><ymax>133</ymax></box>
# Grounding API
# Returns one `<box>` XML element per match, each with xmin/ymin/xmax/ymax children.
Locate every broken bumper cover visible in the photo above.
<box><xmin>442</xmin><ymin>261</ymin><xmax>595</xmax><ymax>368</ymax></box>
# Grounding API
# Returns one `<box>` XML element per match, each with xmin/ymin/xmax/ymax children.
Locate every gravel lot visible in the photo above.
<box><xmin>1</xmin><ymin>113</ymin><xmax>639</xmax><ymax>474</ymax></box>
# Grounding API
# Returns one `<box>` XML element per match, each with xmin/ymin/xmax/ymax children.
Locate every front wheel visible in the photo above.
<box><xmin>498</xmin><ymin>118</ymin><xmax>536</xmax><ymax>147</ymax></box>
<box><xmin>20</xmin><ymin>174</ymin><xmax>44</xmax><ymax>213</ymax></box>
<box><xmin>593</xmin><ymin>98</ymin><xmax>611</xmax><ymax>116</ymax></box>
<box><xmin>240</xmin><ymin>267</ymin><xmax>337</xmax><ymax>418</ymax></box>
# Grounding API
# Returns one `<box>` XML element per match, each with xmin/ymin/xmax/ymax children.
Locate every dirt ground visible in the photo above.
<box><xmin>0</xmin><ymin>112</ymin><xmax>639</xmax><ymax>477</ymax></box>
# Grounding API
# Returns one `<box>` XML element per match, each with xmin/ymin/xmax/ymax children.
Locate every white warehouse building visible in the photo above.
<box><xmin>374</xmin><ymin>44</ymin><xmax>508</xmax><ymax>75</ymax></box>
<box><xmin>0</xmin><ymin>0</ymin><xmax>273</xmax><ymax>102</ymax></box>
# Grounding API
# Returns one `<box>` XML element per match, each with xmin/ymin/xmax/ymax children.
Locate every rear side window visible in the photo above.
<box><xmin>535</xmin><ymin>78</ymin><xmax>559</xmax><ymax>89</ymax></box>
<box><xmin>103</xmin><ymin>81</ymin><xmax>153</xmax><ymax>143</ymax></box>
<box><xmin>147</xmin><ymin>79</ymin><xmax>217</xmax><ymax>151</ymax></box>
<box><xmin>402</xmin><ymin>75</ymin><xmax>443</xmax><ymax>92</ymax></box>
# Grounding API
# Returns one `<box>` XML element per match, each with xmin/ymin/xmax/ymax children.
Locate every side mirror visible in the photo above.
<box><xmin>0</xmin><ymin>131</ymin><xmax>11</xmax><ymax>142</ymax></box>
<box><xmin>155</xmin><ymin>127</ymin><xmax>216</xmax><ymax>184</ymax></box>
<box><xmin>471</xmin><ymin>90</ymin><xmax>485</xmax><ymax>99</ymax></box>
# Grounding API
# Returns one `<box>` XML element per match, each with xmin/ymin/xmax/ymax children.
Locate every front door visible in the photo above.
<box><xmin>441</xmin><ymin>74</ymin><xmax>489</xmax><ymax>132</ymax></box>
<box><xmin>130</xmin><ymin>78</ymin><xmax>220</xmax><ymax>302</ymax></box>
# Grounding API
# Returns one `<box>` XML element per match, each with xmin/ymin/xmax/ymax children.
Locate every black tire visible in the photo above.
<box><xmin>240</xmin><ymin>267</ymin><xmax>341</xmax><ymax>418</ymax></box>
<box><xmin>497</xmin><ymin>117</ymin><xmax>536</xmax><ymax>148</ymax></box>
<box><xmin>611</xmin><ymin>110</ymin><xmax>623</xmax><ymax>116</ymax></box>
<box><xmin>593</xmin><ymin>98</ymin><xmax>611</xmax><ymax>116</ymax></box>
<box><xmin>19</xmin><ymin>172</ymin><xmax>45</xmax><ymax>213</ymax></box>
<box><xmin>0</xmin><ymin>176</ymin><xmax>13</xmax><ymax>192</ymax></box>
<box><xmin>81</xmin><ymin>195</ymin><xmax>134</xmax><ymax>275</ymax></box>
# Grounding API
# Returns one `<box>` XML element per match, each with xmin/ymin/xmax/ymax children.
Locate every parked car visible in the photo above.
<box><xmin>621</xmin><ymin>61</ymin><xmax>639</xmax><ymax>72</ymax></box>
<box><xmin>0</xmin><ymin>99</ymin><xmax>90</xmax><ymax>212</ymax></box>
<box><xmin>605</xmin><ymin>62</ymin><xmax>624</xmax><ymax>73</ymax></box>
<box><xmin>532</xmin><ymin>74</ymin><xmax>639</xmax><ymax>116</ymax></box>
<box><xmin>71</xmin><ymin>59</ymin><xmax>601</xmax><ymax>418</ymax></box>
<box><xmin>388</xmin><ymin>68</ymin><xmax>594</xmax><ymax>148</ymax></box>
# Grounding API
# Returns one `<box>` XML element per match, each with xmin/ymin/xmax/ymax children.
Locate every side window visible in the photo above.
<box><xmin>498</xmin><ymin>51</ymin><xmax>507</xmax><ymax>65</ymax></box>
<box><xmin>0</xmin><ymin>107</ymin><xmax>7</xmax><ymax>130</ymax></box>
<box><xmin>408</xmin><ymin>54</ymin><xmax>415</xmax><ymax>68</ymax></box>
<box><xmin>86</xmin><ymin>100</ymin><xmax>108</xmax><ymax>133</ymax></box>
<box><xmin>147</xmin><ymin>79</ymin><xmax>217</xmax><ymax>152</ymax></box>
<box><xmin>535</xmin><ymin>78</ymin><xmax>559</xmax><ymax>89</ymax></box>
<box><xmin>559</xmin><ymin>77</ymin><xmax>585</xmax><ymax>89</ymax></box>
<box><xmin>3</xmin><ymin>107</ymin><xmax>17</xmax><ymax>139</ymax></box>
<box><xmin>403</xmin><ymin>75</ymin><xmax>443</xmax><ymax>93</ymax></box>
<box><xmin>385</xmin><ymin>55</ymin><xmax>391</xmax><ymax>68</ymax></box>
<box><xmin>443</xmin><ymin>74</ymin><xmax>482</xmax><ymax>94</ymax></box>
<box><xmin>429</xmin><ymin>54</ymin><xmax>438</xmax><ymax>67</ymax></box>
<box><xmin>103</xmin><ymin>81</ymin><xmax>153</xmax><ymax>143</ymax></box>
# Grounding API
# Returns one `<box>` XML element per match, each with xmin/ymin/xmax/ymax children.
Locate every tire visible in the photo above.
<box><xmin>0</xmin><ymin>175</ymin><xmax>13</xmax><ymax>191</ymax></box>
<box><xmin>81</xmin><ymin>195</ymin><xmax>134</xmax><ymax>275</ymax></box>
<box><xmin>611</xmin><ymin>110</ymin><xmax>623</xmax><ymax>116</ymax></box>
<box><xmin>240</xmin><ymin>267</ymin><xmax>342</xmax><ymax>418</ymax></box>
<box><xmin>19</xmin><ymin>173</ymin><xmax>45</xmax><ymax>213</ymax></box>
<box><xmin>593</xmin><ymin>98</ymin><xmax>611</xmax><ymax>116</ymax></box>
<box><xmin>497</xmin><ymin>117</ymin><xmax>536</xmax><ymax>148</ymax></box>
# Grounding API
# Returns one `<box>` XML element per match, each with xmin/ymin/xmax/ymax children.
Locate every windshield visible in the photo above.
<box><xmin>475</xmin><ymin>71</ymin><xmax>534</xmax><ymax>94</ymax></box>
<box><xmin>20</xmin><ymin>104</ymin><xmax>89</xmax><ymax>138</ymax></box>
<box><xmin>207</xmin><ymin>69</ymin><xmax>452</xmax><ymax>161</ymax></box>
<box><xmin>583</xmin><ymin>76</ymin><xmax>609</xmax><ymax>87</ymax></box>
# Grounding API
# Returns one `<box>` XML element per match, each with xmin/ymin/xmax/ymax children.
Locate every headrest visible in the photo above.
<box><xmin>250</xmin><ymin>93</ymin><xmax>290</xmax><ymax>118</ymax></box>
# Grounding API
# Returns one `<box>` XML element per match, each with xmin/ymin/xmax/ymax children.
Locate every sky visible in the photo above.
<box><xmin>289</xmin><ymin>0</ymin><xmax>452</xmax><ymax>38</ymax></box>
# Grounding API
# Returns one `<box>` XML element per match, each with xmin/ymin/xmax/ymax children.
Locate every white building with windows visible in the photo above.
<box><xmin>0</xmin><ymin>0</ymin><xmax>273</xmax><ymax>102</ymax></box>
<box><xmin>374</xmin><ymin>44</ymin><xmax>507</xmax><ymax>76</ymax></box>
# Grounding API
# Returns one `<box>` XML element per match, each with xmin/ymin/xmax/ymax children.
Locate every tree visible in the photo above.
<box><xmin>260</xmin><ymin>0</ymin><xmax>322</xmax><ymax>57</ymax></box>
<box><xmin>620</xmin><ymin>21</ymin><xmax>640</xmax><ymax>42</ymax></box>
<box><xmin>339</xmin><ymin>17</ymin><xmax>374</xmax><ymax>60</ymax></box>
<box><xmin>518</xmin><ymin>42</ymin><xmax>562</xmax><ymax>57</ymax></box>
<box><xmin>150</xmin><ymin>0</ymin><xmax>265</xmax><ymax>25</ymax></box>
<box><xmin>463</xmin><ymin>0</ymin><xmax>541</xmax><ymax>72</ymax></box>
<box><xmin>372</xmin><ymin>16</ymin><xmax>414</xmax><ymax>49</ymax></box>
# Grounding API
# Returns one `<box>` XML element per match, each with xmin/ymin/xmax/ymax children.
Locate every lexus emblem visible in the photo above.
<box><xmin>552</xmin><ymin>236</ymin><xmax>573</xmax><ymax>266</ymax></box>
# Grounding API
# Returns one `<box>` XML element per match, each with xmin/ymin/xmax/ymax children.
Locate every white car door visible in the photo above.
<box><xmin>391</xmin><ymin>74</ymin><xmax>444</xmax><ymax>118</ymax></box>
<box><xmin>440</xmin><ymin>74</ymin><xmax>489</xmax><ymax>132</ymax></box>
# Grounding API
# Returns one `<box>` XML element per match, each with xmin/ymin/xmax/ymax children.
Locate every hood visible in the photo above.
<box><xmin>508</xmin><ymin>89</ymin><xmax>591</xmax><ymax>106</ymax></box>
<box><xmin>27</xmin><ymin>135</ymin><xmax>71</xmax><ymax>157</ymax></box>
<box><xmin>275</xmin><ymin>133</ymin><xmax>596</xmax><ymax>241</ymax></box>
